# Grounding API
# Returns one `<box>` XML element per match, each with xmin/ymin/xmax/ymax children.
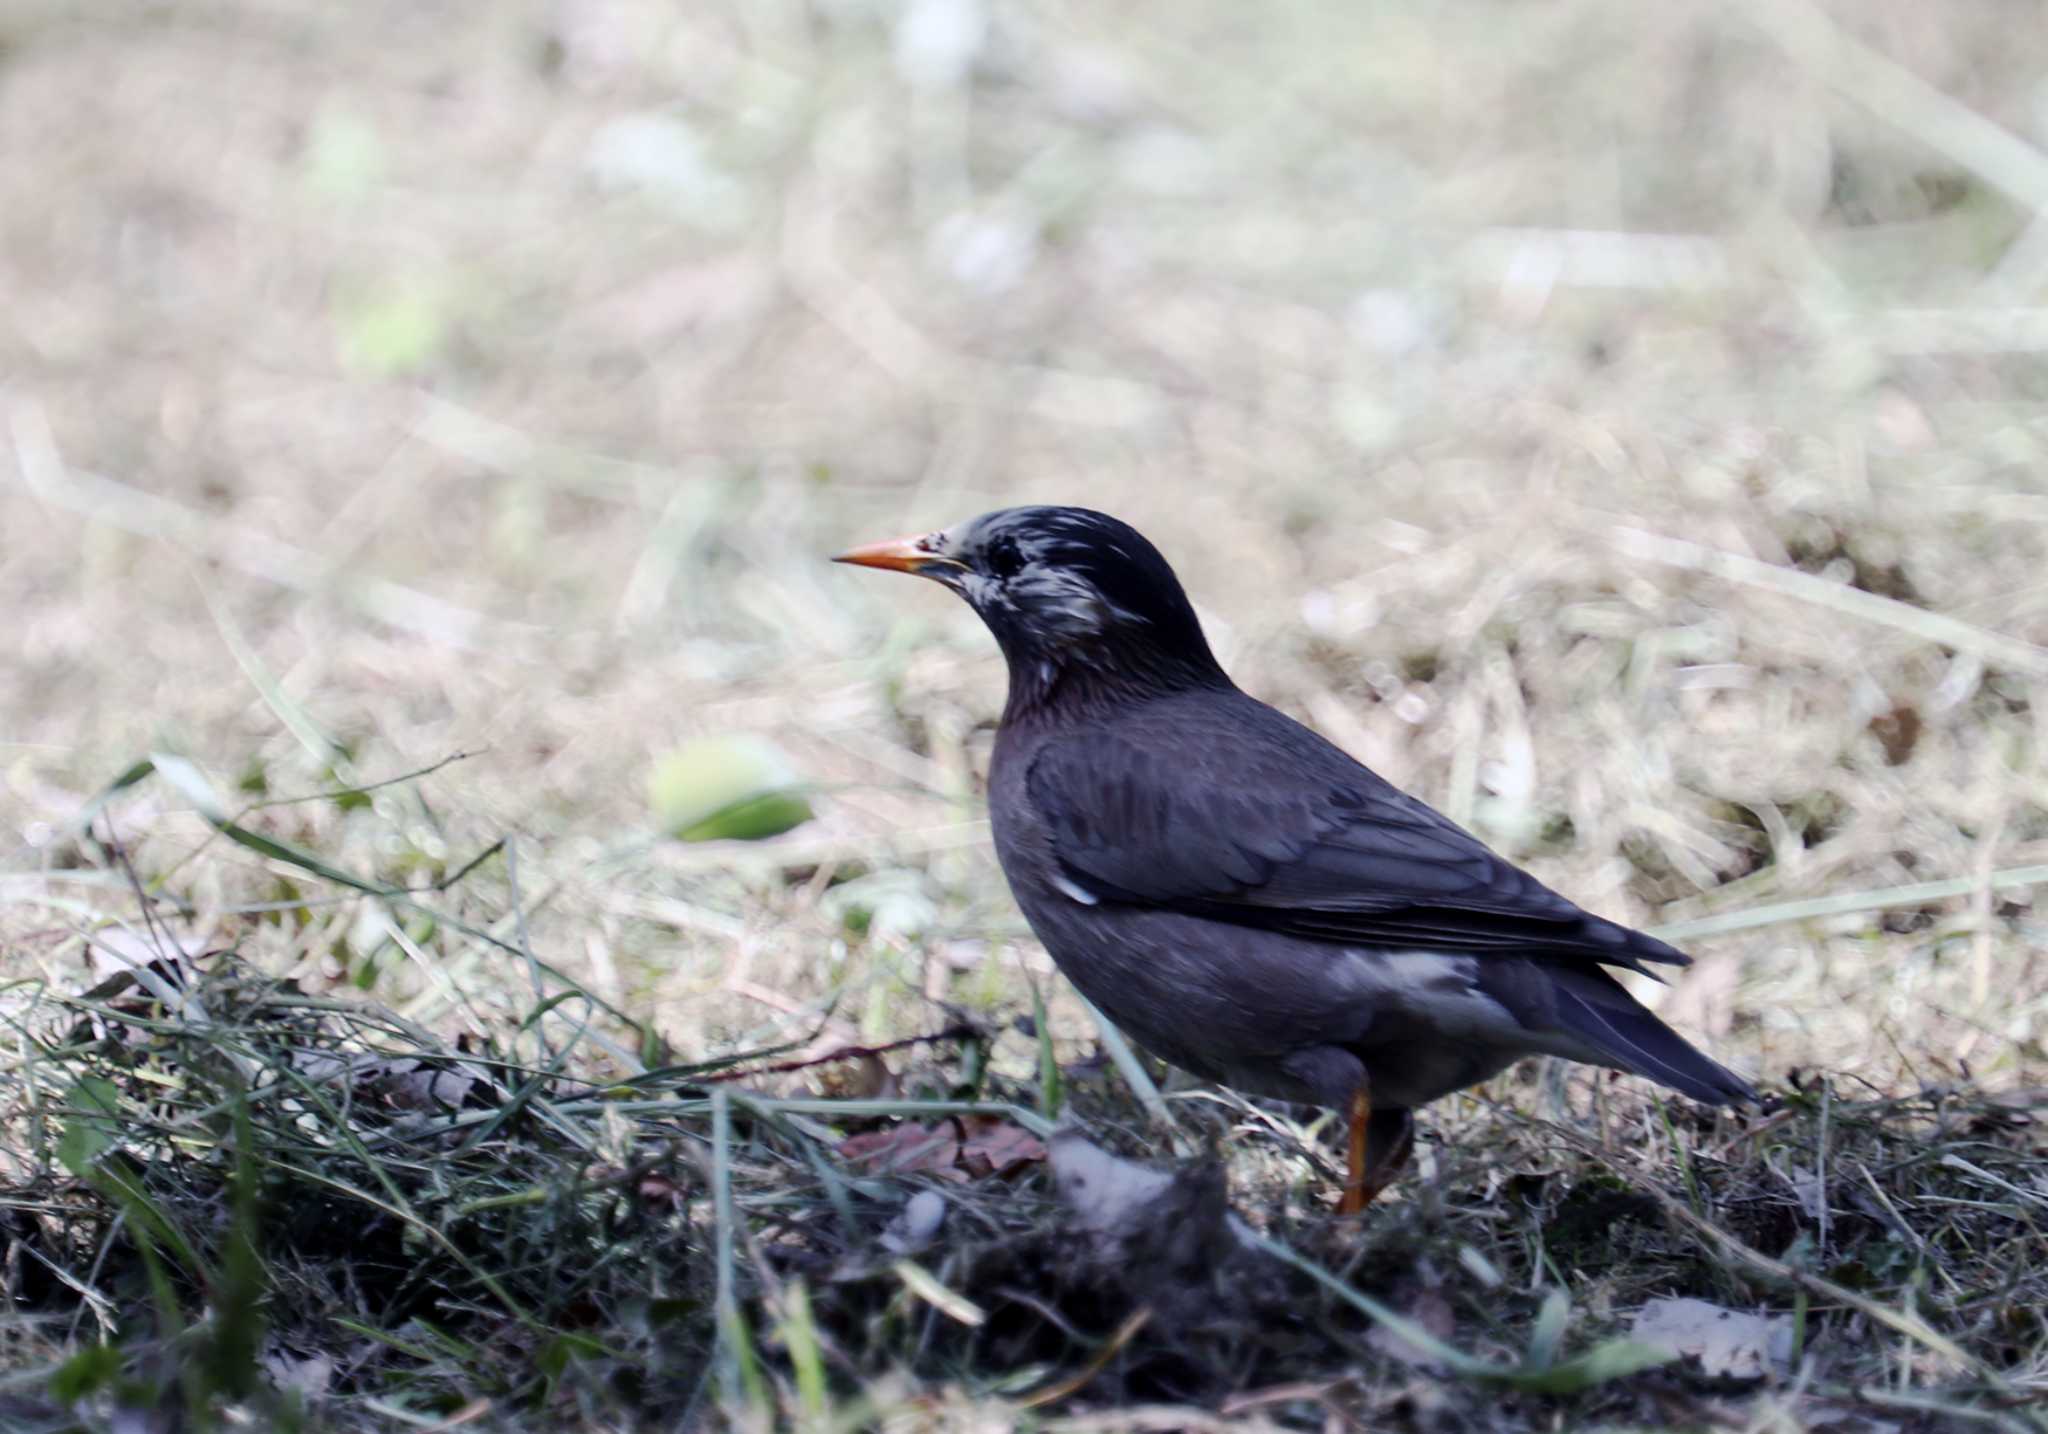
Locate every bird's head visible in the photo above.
<box><xmin>835</xmin><ymin>506</ymin><xmax>1227</xmax><ymax>712</ymax></box>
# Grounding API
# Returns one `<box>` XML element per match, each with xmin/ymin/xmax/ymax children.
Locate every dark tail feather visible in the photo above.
<box><xmin>1550</xmin><ymin>967</ymin><xmax>1756</xmax><ymax>1105</ymax></box>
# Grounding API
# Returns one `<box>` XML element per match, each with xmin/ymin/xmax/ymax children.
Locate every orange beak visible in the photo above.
<box><xmin>832</xmin><ymin>533</ymin><xmax>961</xmax><ymax>579</ymax></box>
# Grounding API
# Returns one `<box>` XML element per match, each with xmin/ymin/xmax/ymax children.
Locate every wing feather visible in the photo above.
<box><xmin>1023</xmin><ymin>690</ymin><xmax>1685</xmax><ymax>974</ymax></box>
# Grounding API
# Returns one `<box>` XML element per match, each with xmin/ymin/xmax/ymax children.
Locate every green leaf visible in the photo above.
<box><xmin>49</xmin><ymin>1342</ymin><xmax>122</xmax><ymax>1403</ymax></box>
<box><xmin>1497</xmin><ymin>1288</ymin><xmax>1676</xmax><ymax>1391</ymax></box>
<box><xmin>1031</xmin><ymin>981</ymin><xmax>1061</xmax><ymax>1120</ymax></box>
<box><xmin>149</xmin><ymin>750</ymin><xmax>230</xmax><ymax>821</ymax></box>
<box><xmin>535</xmin><ymin>1333</ymin><xmax>603</xmax><ymax>1392</ymax></box>
<box><xmin>649</xmin><ymin>736</ymin><xmax>813</xmax><ymax>842</ymax></box>
<box><xmin>203</xmin><ymin>585</ymin><xmax>347</xmax><ymax>767</ymax></box>
<box><xmin>71</xmin><ymin>758</ymin><xmax>159</xmax><ymax>835</ymax></box>
<box><xmin>779</xmin><ymin>1281</ymin><xmax>828</xmax><ymax>1420</ymax></box>
<box><xmin>1523</xmin><ymin>1287</ymin><xmax>1570</xmax><ymax>1370</ymax></box>
<box><xmin>57</xmin><ymin>1076</ymin><xmax>123</xmax><ymax>1176</ymax></box>
<box><xmin>677</xmin><ymin>790</ymin><xmax>813</xmax><ymax>842</ymax></box>
<box><xmin>93</xmin><ymin>1160</ymin><xmax>213</xmax><ymax>1286</ymax></box>
<box><xmin>201</xmin><ymin>1099</ymin><xmax>267</xmax><ymax>1401</ymax></box>
<box><xmin>151</xmin><ymin>751</ymin><xmax>392</xmax><ymax>895</ymax></box>
<box><xmin>1500</xmin><ymin>1338</ymin><xmax>1676</xmax><ymax>1393</ymax></box>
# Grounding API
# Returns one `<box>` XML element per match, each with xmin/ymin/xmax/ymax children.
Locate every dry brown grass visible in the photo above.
<box><xmin>5</xmin><ymin>0</ymin><xmax>2048</xmax><ymax>1428</ymax></box>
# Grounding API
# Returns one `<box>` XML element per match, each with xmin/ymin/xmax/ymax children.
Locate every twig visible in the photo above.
<box><xmin>1651</xmin><ymin>865</ymin><xmax>2048</xmax><ymax>943</ymax></box>
<box><xmin>238</xmin><ymin>750</ymin><xmax>484</xmax><ymax>813</ymax></box>
<box><xmin>702</xmin><ymin>1024</ymin><xmax>981</xmax><ymax>1084</ymax></box>
<box><xmin>756</xmin><ymin>1097</ymin><xmax>1058</xmax><ymax>1139</ymax></box>
<box><xmin>1612</xmin><ymin>526</ymin><xmax>2048</xmax><ymax>678</ymax></box>
<box><xmin>1019</xmin><ymin>1307</ymin><xmax>1154</xmax><ymax>1410</ymax></box>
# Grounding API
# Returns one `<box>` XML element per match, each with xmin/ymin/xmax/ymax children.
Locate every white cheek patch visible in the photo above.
<box><xmin>1051</xmin><ymin>872</ymin><xmax>1101</xmax><ymax>906</ymax></box>
<box><xmin>959</xmin><ymin>572</ymin><xmax>1005</xmax><ymax>606</ymax></box>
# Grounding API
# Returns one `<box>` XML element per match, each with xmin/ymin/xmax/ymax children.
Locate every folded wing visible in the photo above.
<box><xmin>1024</xmin><ymin>690</ymin><xmax>1687</xmax><ymax>976</ymax></box>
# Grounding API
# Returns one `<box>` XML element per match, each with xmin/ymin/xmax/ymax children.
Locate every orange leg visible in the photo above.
<box><xmin>1339</xmin><ymin>1091</ymin><xmax>1414</xmax><ymax>1214</ymax></box>
<box><xmin>1339</xmin><ymin>1085</ymin><xmax>1372</xmax><ymax>1215</ymax></box>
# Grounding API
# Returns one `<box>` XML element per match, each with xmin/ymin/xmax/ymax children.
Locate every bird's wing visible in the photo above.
<box><xmin>1022</xmin><ymin>694</ymin><xmax>1686</xmax><ymax>974</ymax></box>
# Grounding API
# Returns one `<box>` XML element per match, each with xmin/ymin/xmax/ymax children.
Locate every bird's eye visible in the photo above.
<box><xmin>983</xmin><ymin>535</ymin><xmax>1026</xmax><ymax>580</ymax></box>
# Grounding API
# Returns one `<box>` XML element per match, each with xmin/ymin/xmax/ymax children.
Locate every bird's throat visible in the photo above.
<box><xmin>999</xmin><ymin>638</ymin><xmax>1231</xmax><ymax>725</ymax></box>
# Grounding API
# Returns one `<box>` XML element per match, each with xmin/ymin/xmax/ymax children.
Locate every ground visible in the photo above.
<box><xmin>3</xmin><ymin>0</ymin><xmax>2048</xmax><ymax>1429</ymax></box>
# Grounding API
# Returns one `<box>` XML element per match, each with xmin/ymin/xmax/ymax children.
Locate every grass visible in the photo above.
<box><xmin>2</xmin><ymin>854</ymin><xmax>2046</xmax><ymax>1429</ymax></box>
<box><xmin>5</xmin><ymin>0</ymin><xmax>2048</xmax><ymax>1427</ymax></box>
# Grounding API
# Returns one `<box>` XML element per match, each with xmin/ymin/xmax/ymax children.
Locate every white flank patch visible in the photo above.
<box><xmin>1051</xmin><ymin>872</ymin><xmax>1100</xmax><ymax>906</ymax></box>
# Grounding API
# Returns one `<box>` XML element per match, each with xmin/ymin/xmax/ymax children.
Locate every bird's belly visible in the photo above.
<box><xmin>1351</xmin><ymin>1039</ymin><xmax>1523</xmax><ymax>1110</ymax></box>
<box><xmin>1010</xmin><ymin>886</ymin><xmax>1536</xmax><ymax>1110</ymax></box>
<box><xmin>1011</xmin><ymin>897</ymin><xmax>1507</xmax><ymax>1098</ymax></box>
<box><xmin>1010</xmin><ymin>896</ymin><xmax>1316</xmax><ymax>1097</ymax></box>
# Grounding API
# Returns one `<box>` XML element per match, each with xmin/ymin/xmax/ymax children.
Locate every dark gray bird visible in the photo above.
<box><xmin>837</xmin><ymin>506</ymin><xmax>1754</xmax><ymax>1211</ymax></box>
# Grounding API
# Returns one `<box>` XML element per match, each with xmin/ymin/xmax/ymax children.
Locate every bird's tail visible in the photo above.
<box><xmin>1549</xmin><ymin>966</ymin><xmax>1757</xmax><ymax>1105</ymax></box>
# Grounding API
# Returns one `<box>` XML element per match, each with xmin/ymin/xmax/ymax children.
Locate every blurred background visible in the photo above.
<box><xmin>7</xmin><ymin>0</ymin><xmax>2048</xmax><ymax>1094</ymax></box>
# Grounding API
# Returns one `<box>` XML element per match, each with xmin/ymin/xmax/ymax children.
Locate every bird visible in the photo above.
<box><xmin>836</xmin><ymin>506</ymin><xmax>1755</xmax><ymax>1212</ymax></box>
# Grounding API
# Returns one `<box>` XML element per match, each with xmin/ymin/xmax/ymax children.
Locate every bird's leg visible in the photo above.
<box><xmin>1357</xmin><ymin>1107</ymin><xmax>1415</xmax><ymax>1207</ymax></box>
<box><xmin>1339</xmin><ymin>1083</ymin><xmax>1373</xmax><ymax>1215</ymax></box>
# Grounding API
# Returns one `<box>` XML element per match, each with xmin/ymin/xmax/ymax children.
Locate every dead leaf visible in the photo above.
<box><xmin>1630</xmin><ymin>1297</ymin><xmax>1792</xmax><ymax>1380</ymax></box>
<box><xmin>838</xmin><ymin>1116</ymin><xmax>1046</xmax><ymax>1182</ymax></box>
<box><xmin>378</xmin><ymin>1060</ymin><xmax>479</xmax><ymax>1112</ymax></box>
<box><xmin>839</xmin><ymin>1123</ymin><xmax>952</xmax><ymax>1174</ymax></box>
